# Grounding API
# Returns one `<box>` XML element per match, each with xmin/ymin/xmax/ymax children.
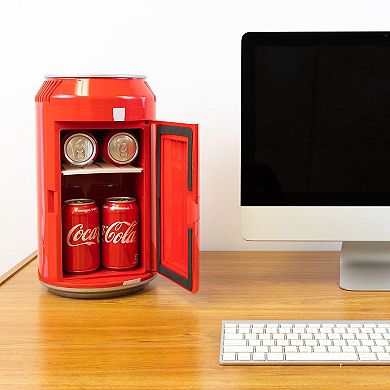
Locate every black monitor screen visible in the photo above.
<box><xmin>241</xmin><ymin>32</ymin><xmax>390</xmax><ymax>206</ymax></box>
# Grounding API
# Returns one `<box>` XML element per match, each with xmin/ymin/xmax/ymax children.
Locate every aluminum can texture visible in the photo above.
<box><xmin>61</xmin><ymin>132</ymin><xmax>98</xmax><ymax>167</ymax></box>
<box><xmin>101</xmin><ymin>132</ymin><xmax>138</xmax><ymax>166</ymax></box>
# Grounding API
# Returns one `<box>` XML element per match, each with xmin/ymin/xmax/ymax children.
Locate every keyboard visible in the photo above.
<box><xmin>220</xmin><ymin>320</ymin><xmax>390</xmax><ymax>365</ymax></box>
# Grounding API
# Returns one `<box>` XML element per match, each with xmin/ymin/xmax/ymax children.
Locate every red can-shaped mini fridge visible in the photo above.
<box><xmin>35</xmin><ymin>74</ymin><xmax>199</xmax><ymax>298</ymax></box>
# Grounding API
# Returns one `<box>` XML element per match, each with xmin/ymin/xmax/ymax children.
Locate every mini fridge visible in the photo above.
<box><xmin>35</xmin><ymin>74</ymin><xmax>199</xmax><ymax>298</ymax></box>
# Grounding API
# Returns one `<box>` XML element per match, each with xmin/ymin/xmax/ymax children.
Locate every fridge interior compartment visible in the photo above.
<box><xmin>61</xmin><ymin>171</ymin><xmax>150</xmax><ymax>280</ymax></box>
<box><xmin>60</xmin><ymin>127</ymin><xmax>143</xmax><ymax>171</ymax></box>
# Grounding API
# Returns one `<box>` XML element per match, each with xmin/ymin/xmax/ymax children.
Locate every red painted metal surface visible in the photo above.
<box><xmin>35</xmin><ymin>75</ymin><xmax>199</xmax><ymax>293</ymax></box>
<box><xmin>102</xmin><ymin>197</ymin><xmax>139</xmax><ymax>270</ymax></box>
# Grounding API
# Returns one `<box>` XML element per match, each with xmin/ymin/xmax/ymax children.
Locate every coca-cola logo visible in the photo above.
<box><xmin>102</xmin><ymin>221</ymin><xmax>137</xmax><ymax>244</ymax></box>
<box><xmin>66</xmin><ymin>223</ymin><xmax>100</xmax><ymax>247</ymax></box>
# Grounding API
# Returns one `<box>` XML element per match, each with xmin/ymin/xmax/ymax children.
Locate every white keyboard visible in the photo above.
<box><xmin>220</xmin><ymin>320</ymin><xmax>390</xmax><ymax>365</ymax></box>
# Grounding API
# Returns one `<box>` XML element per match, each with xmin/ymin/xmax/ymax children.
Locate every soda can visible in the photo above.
<box><xmin>63</xmin><ymin>199</ymin><xmax>100</xmax><ymax>273</ymax></box>
<box><xmin>61</xmin><ymin>132</ymin><xmax>98</xmax><ymax>167</ymax></box>
<box><xmin>102</xmin><ymin>197</ymin><xmax>139</xmax><ymax>270</ymax></box>
<box><xmin>101</xmin><ymin>131</ymin><xmax>138</xmax><ymax>166</ymax></box>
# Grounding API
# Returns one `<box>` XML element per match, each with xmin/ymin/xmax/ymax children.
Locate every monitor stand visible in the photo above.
<box><xmin>340</xmin><ymin>242</ymin><xmax>390</xmax><ymax>291</ymax></box>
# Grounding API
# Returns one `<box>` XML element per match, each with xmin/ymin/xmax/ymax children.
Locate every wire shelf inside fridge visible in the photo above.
<box><xmin>61</xmin><ymin>162</ymin><xmax>143</xmax><ymax>176</ymax></box>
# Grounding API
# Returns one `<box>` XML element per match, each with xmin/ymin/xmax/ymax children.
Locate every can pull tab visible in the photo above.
<box><xmin>74</xmin><ymin>141</ymin><xmax>86</xmax><ymax>161</ymax></box>
<box><xmin>118</xmin><ymin>142</ymin><xmax>129</xmax><ymax>158</ymax></box>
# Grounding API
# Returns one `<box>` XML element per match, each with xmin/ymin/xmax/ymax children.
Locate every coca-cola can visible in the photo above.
<box><xmin>63</xmin><ymin>199</ymin><xmax>100</xmax><ymax>273</ymax></box>
<box><xmin>61</xmin><ymin>132</ymin><xmax>98</xmax><ymax>167</ymax></box>
<box><xmin>101</xmin><ymin>131</ymin><xmax>138</xmax><ymax>166</ymax></box>
<box><xmin>102</xmin><ymin>197</ymin><xmax>139</xmax><ymax>270</ymax></box>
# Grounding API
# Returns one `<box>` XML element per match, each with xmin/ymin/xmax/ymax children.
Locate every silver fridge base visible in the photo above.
<box><xmin>40</xmin><ymin>275</ymin><xmax>157</xmax><ymax>299</ymax></box>
<box><xmin>340</xmin><ymin>242</ymin><xmax>390</xmax><ymax>291</ymax></box>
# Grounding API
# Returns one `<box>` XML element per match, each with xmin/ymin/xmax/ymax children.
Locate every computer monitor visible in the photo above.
<box><xmin>241</xmin><ymin>32</ymin><xmax>390</xmax><ymax>291</ymax></box>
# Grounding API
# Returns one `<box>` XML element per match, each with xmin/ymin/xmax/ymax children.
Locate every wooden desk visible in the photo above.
<box><xmin>1</xmin><ymin>251</ymin><xmax>390</xmax><ymax>389</ymax></box>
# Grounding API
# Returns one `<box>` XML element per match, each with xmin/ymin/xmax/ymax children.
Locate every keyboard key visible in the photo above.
<box><xmin>290</xmin><ymin>339</ymin><xmax>305</xmax><ymax>346</ymax></box>
<box><xmin>225</xmin><ymin>328</ymin><xmax>238</xmax><ymax>334</ymax></box>
<box><xmin>305</xmin><ymin>340</ymin><xmax>318</xmax><ymax>346</ymax></box>
<box><xmin>328</xmin><ymin>346</ymin><xmax>341</xmax><ymax>353</ymax></box>
<box><xmin>376</xmin><ymin>353</ymin><xmax>390</xmax><ymax>361</ymax></box>
<box><xmin>356</xmin><ymin>346</ymin><xmax>370</xmax><ymax>353</ymax></box>
<box><xmin>347</xmin><ymin>340</ymin><xmax>361</xmax><ymax>346</ymax></box>
<box><xmin>299</xmin><ymin>346</ymin><xmax>312</xmax><ymax>353</ymax></box>
<box><xmin>333</xmin><ymin>340</ymin><xmax>347</xmax><ymax>346</ymax></box>
<box><xmin>361</xmin><ymin>340</ymin><xmax>375</xmax><ymax>346</ymax></box>
<box><xmin>341</xmin><ymin>346</ymin><xmax>356</xmax><ymax>353</ymax></box>
<box><xmin>275</xmin><ymin>340</ymin><xmax>289</xmax><ymax>346</ymax></box>
<box><xmin>224</xmin><ymin>346</ymin><xmax>253</xmax><ymax>353</ymax></box>
<box><xmin>239</xmin><ymin>324</ymin><xmax>251</xmax><ymax>329</ymax></box>
<box><xmin>375</xmin><ymin>340</ymin><xmax>388</xmax><ymax>346</ymax></box>
<box><xmin>258</xmin><ymin>334</ymin><xmax>271</xmax><ymax>340</ymax></box>
<box><xmin>269</xmin><ymin>346</ymin><xmax>283</xmax><ymax>353</ymax></box>
<box><xmin>262</xmin><ymin>340</ymin><xmax>275</xmax><ymax>346</ymax></box>
<box><xmin>313</xmin><ymin>346</ymin><xmax>327</xmax><ymax>353</ymax></box>
<box><xmin>371</xmin><ymin>346</ymin><xmax>385</xmax><ymax>353</ymax></box>
<box><xmin>224</xmin><ymin>324</ymin><xmax>238</xmax><ymax>328</ymax></box>
<box><xmin>255</xmin><ymin>346</ymin><xmax>269</xmax><ymax>353</ymax></box>
<box><xmin>224</xmin><ymin>340</ymin><xmax>247</xmax><ymax>346</ymax></box>
<box><xmin>248</xmin><ymin>340</ymin><xmax>261</xmax><ymax>346</ymax></box>
<box><xmin>318</xmin><ymin>340</ymin><xmax>332</xmax><ymax>346</ymax></box>
<box><xmin>358</xmin><ymin>353</ymin><xmax>377</xmax><ymax>361</ymax></box>
<box><xmin>244</xmin><ymin>334</ymin><xmax>257</xmax><ymax>340</ymax></box>
<box><xmin>237</xmin><ymin>353</ymin><xmax>251</xmax><ymax>361</ymax></box>
<box><xmin>252</xmin><ymin>353</ymin><xmax>266</xmax><ymax>361</ymax></box>
<box><xmin>266</xmin><ymin>324</ymin><xmax>279</xmax><ymax>329</ymax></box>
<box><xmin>285</xmin><ymin>346</ymin><xmax>298</xmax><ymax>353</ymax></box>
<box><xmin>222</xmin><ymin>353</ymin><xmax>236</xmax><ymax>361</ymax></box>
<box><xmin>267</xmin><ymin>353</ymin><xmax>284</xmax><ymax>361</ymax></box>
<box><xmin>285</xmin><ymin>353</ymin><xmax>357</xmax><ymax>361</ymax></box>
<box><xmin>224</xmin><ymin>334</ymin><xmax>243</xmax><ymax>340</ymax></box>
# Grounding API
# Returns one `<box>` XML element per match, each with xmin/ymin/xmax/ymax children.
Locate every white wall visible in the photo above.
<box><xmin>1</xmin><ymin>0</ymin><xmax>389</xmax><ymax>275</ymax></box>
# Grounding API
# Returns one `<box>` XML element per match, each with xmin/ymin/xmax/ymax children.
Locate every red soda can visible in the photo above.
<box><xmin>101</xmin><ymin>131</ymin><xmax>138</xmax><ymax>166</ymax></box>
<box><xmin>61</xmin><ymin>132</ymin><xmax>98</xmax><ymax>167</ymax></box>
<box><xmin>101</xmin><ymin>197</ymin><xmax>139</xmax><ymax>270</ymax></box>
<box><xmin>63</xmin><ymin>199</ymin><xmax>100</xmax><ymax>273</ymax></box>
